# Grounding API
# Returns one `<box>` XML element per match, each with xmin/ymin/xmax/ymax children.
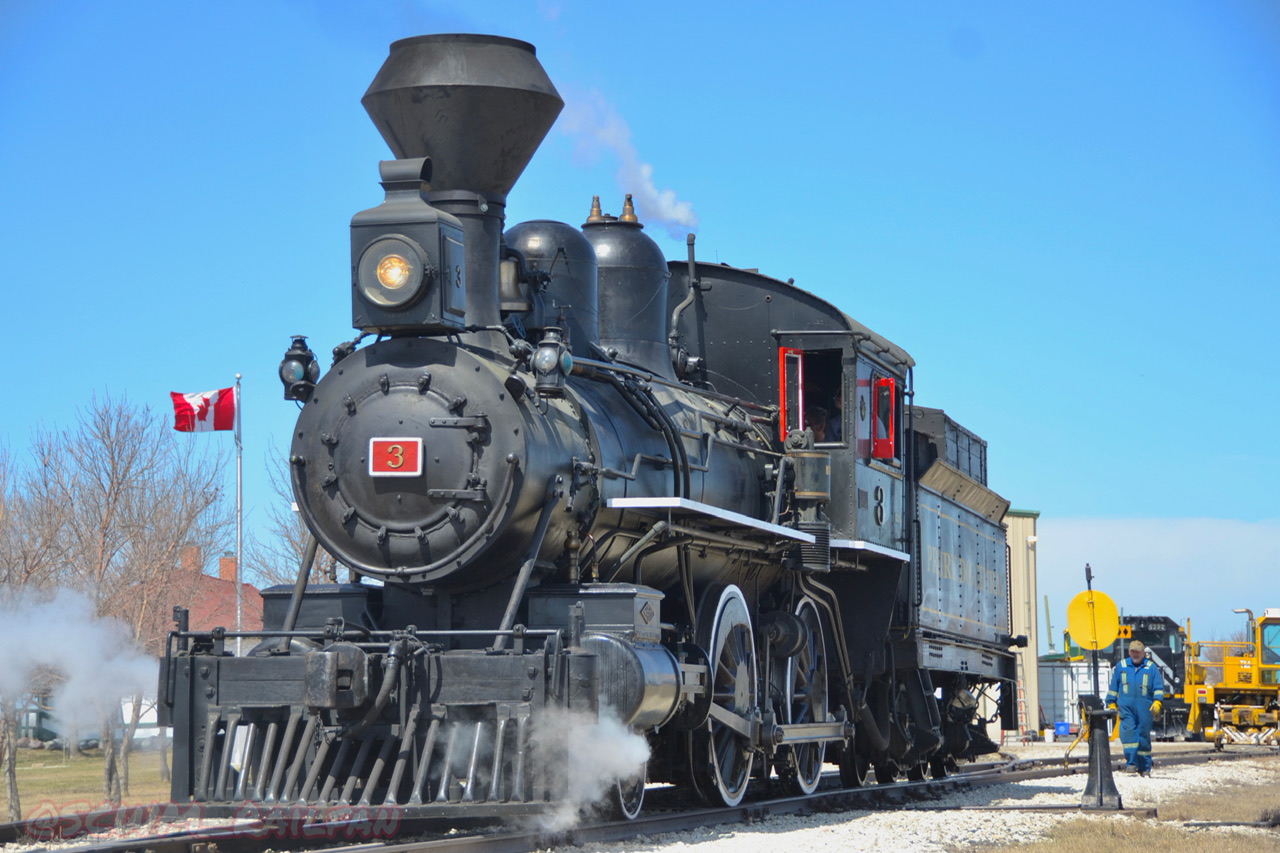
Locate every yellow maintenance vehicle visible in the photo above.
<box><xmin>1184</xmin><ymin>608</ymin><xmax>1280</xmax><ymax>747</ymax></box>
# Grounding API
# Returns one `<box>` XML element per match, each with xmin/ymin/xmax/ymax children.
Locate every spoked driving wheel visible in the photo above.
<box><xmin>695</xmin><ymin>584</ymin><xmax>758</xmax><ymax>807</ymax></box>
<box><xmin>778</xmin><ymin>597</ymin><xmax>828</xmax><ymax>795</ymax></box>
<box><xmin>838</xmin><ymin>742</ymin><xmax>869</xmax><ymax>787</ymax></box>
<box><xmin>611</xmin><ymin>763</ymin><xmax>647</xmax><ymax>820</ymax></box>
<box><xmin>873</xmin><ymin>759</ymin><xmax>900</xmax><ymax>784</ymax></box>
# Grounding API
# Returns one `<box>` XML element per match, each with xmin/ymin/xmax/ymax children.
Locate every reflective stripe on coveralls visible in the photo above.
<box><xmin>1107</xmin><ymin>657</ymin><xmax>1165</xmax><ymax>773</ymax></box>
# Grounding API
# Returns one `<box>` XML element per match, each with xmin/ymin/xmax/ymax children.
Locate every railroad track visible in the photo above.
<box><xmin>2</xmin><ymin>745</ymin><xmax>1269</xmax><ymax>853</ymax></box>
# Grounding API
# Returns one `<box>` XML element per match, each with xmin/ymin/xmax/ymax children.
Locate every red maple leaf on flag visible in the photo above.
<box><xmin>171</xmin><ymin>388</ymin><xmax>235</xmax><ymax>432</ymax></box>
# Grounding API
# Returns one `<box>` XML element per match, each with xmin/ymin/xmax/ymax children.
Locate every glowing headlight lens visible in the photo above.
<box><xmin>357</xmin><ymin>236</ymin><xmax>428</xmax><ymax>309</ymax></box>
<box><xmin>377</xmin><ymin>255</ymin><xmax>412</xmax><ymax>289</ymax></box>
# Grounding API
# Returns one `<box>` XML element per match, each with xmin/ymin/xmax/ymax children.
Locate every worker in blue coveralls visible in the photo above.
<box><xmin>1106</xmin><ymin>639</ymin><xmax>1165</xmax><ymax>776</ymax></box>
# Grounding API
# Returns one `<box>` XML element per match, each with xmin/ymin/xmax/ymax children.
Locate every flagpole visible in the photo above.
<box><xmin>235</xmin><ymin>373</ymin><xmax>243</xmax><ymax>657</ymax></box>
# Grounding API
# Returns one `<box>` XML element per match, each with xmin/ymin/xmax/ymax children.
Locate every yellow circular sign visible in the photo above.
<box><xmin>1066</xmin><ymin>590</ymin><xmax>1120</xmax><ymax>650</ymax></box>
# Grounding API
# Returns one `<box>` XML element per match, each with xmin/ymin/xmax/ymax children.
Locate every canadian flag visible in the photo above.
<box><xmin>171</xmin><ymin>387</ymin><xmax>236</xmax><ymax>432</ymax></box>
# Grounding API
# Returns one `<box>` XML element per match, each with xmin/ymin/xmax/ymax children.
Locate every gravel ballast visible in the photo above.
<box><xmin>564</xmin><ymin>744</ymin><xmax>1280</xmax><ymax>853</ymax></box>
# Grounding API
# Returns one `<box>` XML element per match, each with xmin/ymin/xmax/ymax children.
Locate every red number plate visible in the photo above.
<box><xmin>368</xmin><ymin>437</ymin><xmax>423</xmax><ymax>477</ymax></box>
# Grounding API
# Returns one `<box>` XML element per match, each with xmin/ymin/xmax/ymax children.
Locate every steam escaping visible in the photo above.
<box><xmin>559</xmin><ymin>87</ymin><xmax>699</xmax><ymax>239</ymax></box>
<box><xmin>0</xmin><ymin>589</ymin><xmax>155</xmax><ymax>734</ymax></box>
<box><xmin>527</xmin><ymin>706</ymin><xmax>650</xmax><ymax>831</ymax></box>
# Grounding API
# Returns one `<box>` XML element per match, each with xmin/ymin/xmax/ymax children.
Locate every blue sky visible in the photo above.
<box><xmin>3</xmin><ymin>2</ymin><xmax>1277</xmax><ymax>648</ymax></box>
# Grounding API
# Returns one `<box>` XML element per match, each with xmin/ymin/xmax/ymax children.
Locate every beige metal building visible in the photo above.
<box><xmin>1001</xmin><ymin>508</ymin><xmax>1041</xmax><ymax>740</ymax></box>
<box><xmin>976</xmin><ymin>508</ymin><xmax>1042</xmax><ymax>742</ymax></box>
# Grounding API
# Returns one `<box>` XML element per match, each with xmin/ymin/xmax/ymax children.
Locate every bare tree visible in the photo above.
<box><xmin>244</xmin><ymin>441</ymin><xmax>340</xmax><ymax>588</ymax></box>
<box><xmin>23</xmin><ymin>396</ymin><xmax>233</xmax><ymax>803</ymax></box>
<box><xmin>0</xmin><ymin>445</ymin><xmax>66</xmax><ymax>819</ymax></box>
<box><xmin>0</xmin><ymin>447</ymin><xmax>19</xmax><ymax>821</ymax></box>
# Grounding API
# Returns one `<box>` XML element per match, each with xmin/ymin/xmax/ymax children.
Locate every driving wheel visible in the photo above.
<box><xmin>611</xmin><ymin>763</ymin><xmax>646</xmax><ymax>820</ymax></box>
<box><xmin>873</xmin><ymin>759</ymin><xmax>900</xmax><ymax>784</ymax></box>
<box><xmin>777</xmin><ymin>597</ymin><xmax>828</xmax><ymax>795</ymax></box>
<box><xmin>695</xmin><ymin>584</ymin><xmax>758</xmax><ymax>807</ymax></box>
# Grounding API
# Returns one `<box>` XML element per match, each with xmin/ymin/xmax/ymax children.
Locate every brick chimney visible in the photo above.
<box><xmin>181</xmin><ymin>545</ymin><xmax>202</xmax><ymax>573</ymax></box>
<box><xmin>219</xmin><ymin>552</ymin><xmax>238</xmax><ymax>583</ymax></box>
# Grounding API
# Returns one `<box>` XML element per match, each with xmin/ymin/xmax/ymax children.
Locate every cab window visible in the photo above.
<box><xmin>777</xmin><ymin>347</ymin><xmax>844</xmax><ymax>444</ymax></box>
<box><xmin>778</xmin><ymin>347</ymin><xmax>805</xmax><ymax>441</ymax></box>
<box><xmin>1263</xmin><ymin>622</ymin><xmax>1280</xmax><ymax>665</ymax></box>
<box><xmin>872</xmin><ymin>376</ymin><xmax>897</xmax><ymax>459</ymax></box>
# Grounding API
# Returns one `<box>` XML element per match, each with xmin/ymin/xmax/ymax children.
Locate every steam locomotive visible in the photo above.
<box><xmin>160</xmin><ymin>34</ymin><xmax>1023</xmax><ymax>819</ymax></box>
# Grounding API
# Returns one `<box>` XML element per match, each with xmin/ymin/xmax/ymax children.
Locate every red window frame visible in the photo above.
<box><xmin>778</xmin><ymin>347</ymin><xmax>805</xmax><ymax>442</ymax></box>
<box><xmin>872</xmin><ymin>376</ymin><xmax>896</xmax><ymax>459</ymax></box>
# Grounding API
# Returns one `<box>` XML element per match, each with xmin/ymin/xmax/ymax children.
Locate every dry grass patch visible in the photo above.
<box><xmin>4</xmin><ymin>748</ymin><xmax>169</xmax><ymax>814</ymax></box>
<box><xmin>960</xmin><ymin>775</ymin><xmax>1280</xmax><ymax>852</ymax></box>
<box><xmin>1159</xmin><ymin>780</ymin><xmax>1280</xmax><ymax>825</ymax></box>
<box><xmin>980</xmin><ymin>818</ymin><xmax>1280</xmax><ymax>852</ymax></box>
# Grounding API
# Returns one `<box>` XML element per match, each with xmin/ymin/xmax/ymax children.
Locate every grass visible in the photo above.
<box><xmin>4</xmin><ymin>747</ymin><xmax>170</xmax><ymax>817</ymax></box>
<box><xmin>1159</xmin><ymin>783</ymin><xmax>1280</xmax><ymax>825</ymax></box>
<box><xmin>958</xmin><ymin>777</ymin><xmax>1280</xmax><ymax>852</ymax></box>
<box><xmin>995</xmin><ymin>818</ymin><xmax>1280</xmax><ymax>853</ymax></box>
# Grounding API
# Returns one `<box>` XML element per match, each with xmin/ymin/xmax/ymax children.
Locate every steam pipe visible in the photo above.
<box><xmin>597</xmin><ymin>369</ymin><xmax>683</xmax><ymax>497</ymax></box>
<box><xmin>572</xmin><ymin>354</ymin><xmax>774</xmax><ymax>413</ymax></box>
<box><xmin>770</xmin><ymin>456</ymin><xmax>791</xmax><ymax>525</ymax></box>
<box><xmin>278</xmin><ymin>535</ymin><xmax>320</xmax><ymax>652</ymax></box>
<box><xmin>492</xmin><ymin>481</ymin><xmax>560</xmax><ymax>651</ymax></box>
<box><xmin>639</xmin><ymin>382</ymin><xmax>690</xmax><ymax>497</ymax></box>
<box><xmin>606</xmin><ymin>521</ymin><xmax>669</xmax><ymax>582</ymax></box>
<box><xmin>666</xmin><ymin>523</ymin><xmax>772</xmax><ymax>553</ymax></box>
<box><xmin>668</xmin><ymin>233</ymin><xmax>699</xmax><ymax>357</ymax></box>
<box><xmin>633</xmin><ymin>536</ymin><xmax>693</xmax><ymax>586</ymax></box>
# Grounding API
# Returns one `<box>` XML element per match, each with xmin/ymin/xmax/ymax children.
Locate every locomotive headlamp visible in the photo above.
<box><xmin>532</xmin><ymin>328</ymin><xmax>570</xmax><ymax>396</ymax></box>
<box><xmin>357</xmin><ymin>236</ymin><xmax>431</xmax><ymax>308</ymax></box>
<box><xmin>350</xmin><ymin>157</ymin><xmax>466</xmax><ymax>333</ymax></box>
<box><xmin>376</xmin><ymin>254</ymin><xmax>413</xmax><ymax>289</ymax></box>
<box><xmin>280</xmin><ymin>335</ymin><xmax>320</xmax><ymax>402</ymax></box>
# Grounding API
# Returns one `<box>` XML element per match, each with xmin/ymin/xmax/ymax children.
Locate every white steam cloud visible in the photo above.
<box><xmin>558</xmin><ymin>87</ymin><xmax>699</xmax><ymax>239</ymax></box>
<box><xmin>527</xmin><ymin>706</ymin><xmax>650</xmax><ymax>831</ymax></box>
<box><xmin>0</xmin><ymin>589</ymin><xmax>156</xmax><ymax>734</ymax></box>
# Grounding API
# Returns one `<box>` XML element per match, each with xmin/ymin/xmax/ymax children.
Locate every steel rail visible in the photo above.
<box><xmin>5</xmin><ymin>745</ymin><xmax>1271</xmax><ymax>853</ymax></box>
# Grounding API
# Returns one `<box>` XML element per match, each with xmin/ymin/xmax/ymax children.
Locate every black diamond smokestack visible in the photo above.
<box><xmin>362</xmin><ymin>34</ymin><xmax>563</xmax><ymax>200</ymax></box>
